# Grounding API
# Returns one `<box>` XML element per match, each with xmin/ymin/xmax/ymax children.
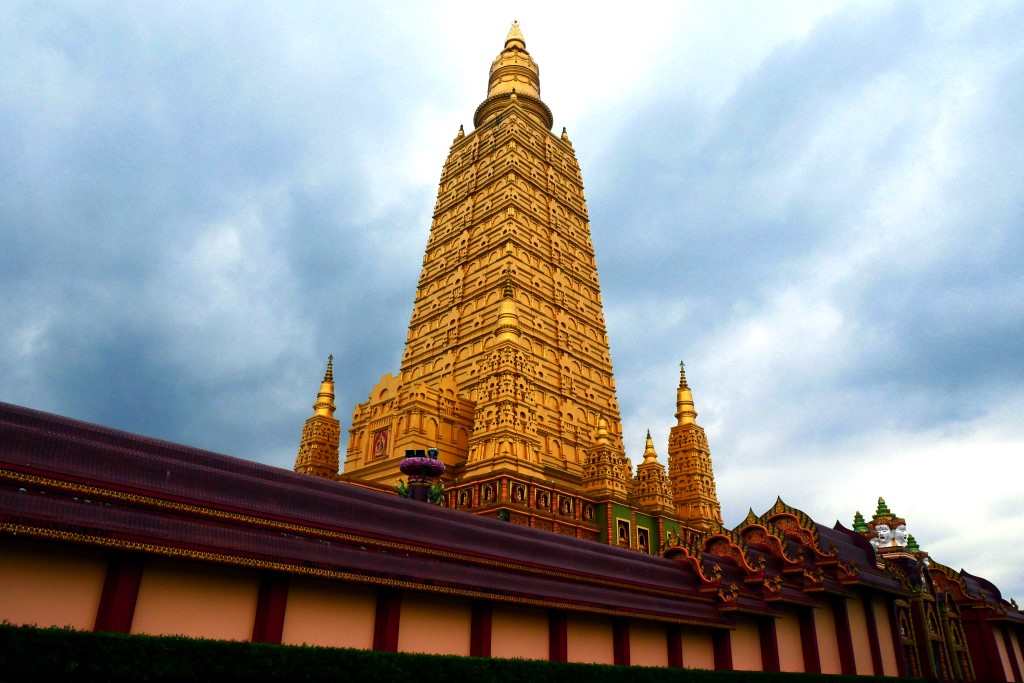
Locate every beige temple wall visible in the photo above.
<box><xmin>131</xmin><ymin>557</ymin><xmax>259</xmax><ymax>640</ymax></box>
<box><xmin>996</xmin><ymin>626</ymin><xmax>1016</xmax><ymax>682</ymax></box>
<box><xmin>1011</xmin><ymin>630</ymin><xmax>1024</xmax><ymax>683</ymax></box>
<box><xmin>566</xmin><ymin>614</ymin><xmax>614</xmax><ymax>665</ymax></box>
<box><xmin>776</xmin><ymin>611</ymin><xmax>805</xmax><ymax>673</ymax></box>
<box><xmin>731</xmin><ymin>618</ymin><xmax>763</xmax><ymax>672</ymax></box>
<box><xmin>999</xmin><ymin>626</ymin><xmax>1024</xmax><ymax>683</ymax></box>
<box><xmin>814</xmin><ymin>605</ymin><xmax>843</xmax><ymax>675</ymax></box>
<box><xmin>872</xmin><ymin>597</ymin><xmax>900</xmax><ymax>676</ymax></box>
<box><xmin>398</xmin><ymin>593</ymin><xmax>471</xmax><ymax>656</ymax></box>
<box><xmin>490</xmin><ymin>605</ymin><xmax>548</xmax><ymax>660</ymax></box>
<box><xmin>629</xmin><ymin>621</ymin><xmax>668</xmax><ymax>667</ymax></box>
<box><xmin>280</xmin><ymin>578</ymin><xmax>375</xmax><ymax>649</ymax></box>
<box><xmin>0</xmin><ymin>537</ymin><xmax>106</xmax><ymax>631</ymax></box>
<box><xmin>848</xmin><ymin>597</ymin><xmax>874</xmax><ymax>675</ymax></box>
<box><xmin>681</xmin><ymin>627</ymin><xmax>715</xmax><ymax>670</ymax></box>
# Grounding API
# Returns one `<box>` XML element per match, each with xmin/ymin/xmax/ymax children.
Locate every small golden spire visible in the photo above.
<box><xmin>313</xmin><ymin>354</ymin><xmax>336</xmax><ymax>417</ymax></box>
<box><xmin>642</xmin><ymin>429</ymin><xmax>658</xmax><ymax>462</ymax></box>
<box><xmin>675</xmin><ymin>360</ymin><xmax>697</xmax><ymax>425</ymax></box>
<box><xmin>496</xmin><ymin>269</ymin><xmax>520</xmax><ymax>341</ymax></box>
<box><xmin>505</xmin><ymin>20</ymin><xmax>525</xmax><ymax>49</ymax></box>
<box><xmin>454</xmin><ymin>124</ymin><xmax>464</xmax><ymax>143</ymax></box>
<box><xmin>295</xmin><ymin>354</ymin><xmax>341</xmax><ymax>479</ymax></box>
<box><xmin>477</xmin><ymin>19</ymin><xmax>551</xmax><ymax>129</ymax></box>
<box><xmin>595</xmin><ymin>417</ymin><xmax>611</xmax><ymax>445</ymax></box>
<box><xmin>561</xmin><ymin>126</ymin><xmax>570</xmax><ymax>143</ymax></box>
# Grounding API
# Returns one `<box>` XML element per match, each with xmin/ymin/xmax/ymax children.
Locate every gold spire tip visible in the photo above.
<box><xmin>505</xmin><ymin>20</ymin><xmax>525</xmax><ymax>47</ymax></box>
<box><xmin>323</xmin><ymin>354</ymin><xmax>334</xmax><ymax>383</ymax></box>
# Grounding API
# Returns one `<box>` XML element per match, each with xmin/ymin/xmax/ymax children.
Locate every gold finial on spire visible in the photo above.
<box><xmin>642</xmin><ymin>429</ymin><xmax>658</xmax><ymax>462</ymax></box>
<box><xmin>477</xmin><ymin>19</ymin><xmax>552</xmax><ymax>129</ymax></box>
<box><xmin>323</xmin><ymin>353</ymin><xmax>334</xmax><ymax>382</ymax></box>
<box><xmin>454</xmin><ymin>124</ymin><xmax>465</xmax><ymax>143</ymax></box>
<box><xmin>675</xmin><ymin>360</ymin><xmax>697</xmax><ymax>425</ymax></box>
<box><xmin>595</xmin><ymin>417</ymin><xmax>611</xmax><ymax>445</ymax></box>
<box><xmin>505</xmin><ymin>20</ymin><xmax>525</xmax><ymax>49</ymax></box>
<box><xmin>313</xmin><ymin>354</ymin><xmax>336</xmax><ymax>417</ymax></box>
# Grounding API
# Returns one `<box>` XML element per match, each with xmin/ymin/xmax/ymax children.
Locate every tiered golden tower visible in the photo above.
<box><xmin>341</xmin><ymin>22</ymin><xmax>625</xmax><ymax>491</ymax></box>
<box><xmin>667</xmin><ymin>363</ymin><xmax>723</xmax><ymax>531</ymax></box>
<box><xmin>631</xmin><ymin>431</ymin><xmax>675</xmax><ymax>514</ymax></box>
<box><xmin>296</xmin><ymin>23</ymin><xmax>724</xmax><ymax>549</ymax></box>
<box><xmin>294</xmin><ymin>355</ymin><xmax>341</xmax><ymax>479</ymax></box>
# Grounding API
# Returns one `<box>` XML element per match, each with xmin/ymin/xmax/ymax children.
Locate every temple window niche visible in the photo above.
<box><xmin>637</xmin><ymin>527</ymin><xmax>651</xmax><ymax>554</ymax></box>
<box><xmin>616</xmin><ymin>519</ymin><xmax>631</xmax><ymax>548</ymax></box>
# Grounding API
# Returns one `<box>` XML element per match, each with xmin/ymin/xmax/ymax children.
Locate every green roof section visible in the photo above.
<box><xmin>906</xmin><ymin>534</ymin><xmax>920</xmax><ymax>552</ymax></box>
<box><xmin>852</xmin><ymin>510</ymin><xmax>869</xmax><ymax>532</ymax></box>
<box><xmin>874</xmin><ymin>496</ymin><xmax>892</xmax><ymax>519</ymax></box>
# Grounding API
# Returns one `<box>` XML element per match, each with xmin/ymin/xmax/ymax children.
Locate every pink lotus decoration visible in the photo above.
<box><xmin>400</xmin><ymin>449</ymin><xmax>445</xmax><ymax>502</ymax></box>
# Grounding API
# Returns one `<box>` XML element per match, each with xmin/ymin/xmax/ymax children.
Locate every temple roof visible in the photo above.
<box><xmin>0</xmin><ymin>401</ymin><xmax>720</xmax><ymax>625</ymax></box>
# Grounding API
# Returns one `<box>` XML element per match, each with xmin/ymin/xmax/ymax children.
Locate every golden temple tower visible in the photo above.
<box><xmin>294</xmin><ymin>355</ymin><xmax>341</xmax><ymax>479</ymax></box>
<box><xmin>341</xmin><ymin>22</ymin><xmax>626</xmax><ymax>497</ymax></box>
<box><xmin>631</xmin><ymin>430</ymin><xmax>674</xmax><ymax>514</ymax></box>
<box><xmin>667</xmin><ymin>362</ymin><xmax>723</xmax><ymax>531</ymax></box>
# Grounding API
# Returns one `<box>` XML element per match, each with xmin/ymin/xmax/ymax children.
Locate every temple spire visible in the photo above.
<box><xmin>667</xmin><ymin>360</ymin><xmax>722</xmax><ymax>532</ymax></box>
<box><xmin>476</xmin><ymin>20</ymin><xmax>552</xmax><ymax>129</ymax></box>
<box><xmin>314</xmin><ymin>354</ymin><xmax>336</xmax><ymax>417</ymax></box>
<box><xmin>505</xmin><ymin>20</ymin><xmax>525</xmax><ymax>49</ymax></box>
<box><xmin>675</xmin><ymin>360</ymin><xmax>697</xmax><ymax>425</ymax></box>
<box><xmin>294</xmin><ymin>354</ymin><xmax>341</xmax><ymax>479</ymax></box>
<box><xmin>642</xmin><ymin>429</ymin><xmax>657</xmax><ymax>462</ymax></box>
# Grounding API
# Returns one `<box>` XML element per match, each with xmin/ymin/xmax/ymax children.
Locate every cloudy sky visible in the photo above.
<box><xmin>2</xmin><ymin>1</ymin><xmax>1022</xmax><ymax>597</ymax></box>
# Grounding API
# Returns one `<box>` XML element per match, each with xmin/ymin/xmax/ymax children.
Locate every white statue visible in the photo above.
<box><xmin>871</xmin><ymin>524</ymin><xmax>892</xmax><ymax>549</ymax></box>
<box><xmin>893</xmin><ymin>524</ymin><xmax>909</xmax><ymax>547</ymax></box>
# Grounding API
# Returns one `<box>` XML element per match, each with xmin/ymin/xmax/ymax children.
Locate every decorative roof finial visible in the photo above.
<box><xmin>506</xmin><ymin>20</ymin><xmax>525</xmax><ymax>49</ymax></box>
<box><xmin>906</xmin><ymin>534</ymin><xmax>920</xmax><ymax>552</ymax></box>
<box><xmin>875</xmin><ymin>496</ymin><xmax>892</xmax><ymax>518</ymax></box>
<box><xmin>642</xmin><ymin>429</ymin><xmax>657</xmax><ymax>462</ymax></box>
<box><xmin>674</xmin><ymin>360</ymin><xmax>697</xmax><ymax>426</ymax></box>
<box><xmin>561</xmin><ymin>126</ymin><xmax>571</xmax><ymax>144</ymax></box>
<box><xmin>852</xmin><ymin>510</ymin><xmax>869</xmax><ymax>532</ymax></box>
<box><xmin>323</xmin><ymin>354</ymin><xmax>334</xmax><ymax>383</ymax></box>
<box><xmin>455</xmin><ymin>124</ymin><xmax>464</xmax><ymax>142</ymax></box>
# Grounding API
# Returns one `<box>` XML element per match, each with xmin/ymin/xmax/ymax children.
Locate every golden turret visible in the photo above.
<box><xmin>631</xmin><ymin>430</ymin><xmax>674</xmax><ymax>514</ymax></box>
<box><xmin>583</xmin><ymin>417</ymin><xmax>632</xmax><ymax>502</ymax></box>
<box><xmin>667</xmin><ymin>361</ymin><xmax>723</xmax><ymax>531</ymax></box>
<box><xmin>294</xmin><ymin>355</ymin><xmax>341</xmax><ymax>479</ymax></box>
<box><xmin>474</xmin><ymin>21</ymin><xmax>553</xmax><ymax>129</ymax></box>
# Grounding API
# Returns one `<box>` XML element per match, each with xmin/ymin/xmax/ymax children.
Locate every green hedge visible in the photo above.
<box><xmin>0</xmin><ymin>624</ymin><xmax>910</xmax><ymax>683</ymax></box>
